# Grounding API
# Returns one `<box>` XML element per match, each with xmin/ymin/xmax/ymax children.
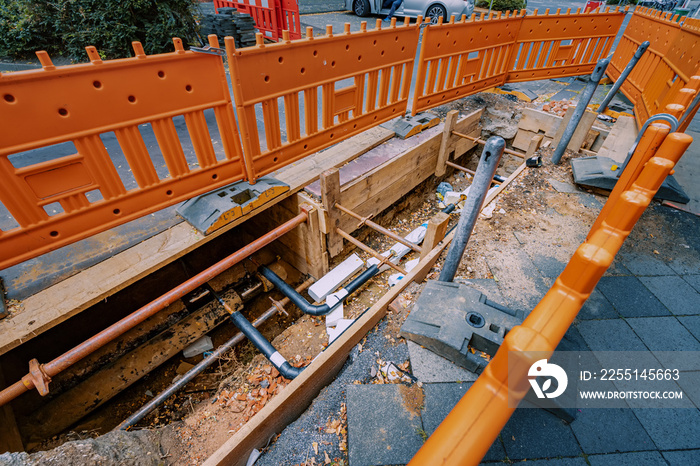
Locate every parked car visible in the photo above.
<box><xmin>346</xmin><ymin>0</ymin><xmax>475</xmax><ymax>23</ymax></box>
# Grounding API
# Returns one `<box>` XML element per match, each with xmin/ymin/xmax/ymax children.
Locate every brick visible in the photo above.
<box><xmin>570</xmin><ymin>408</ymin><xmax>655</xmax><ymax>454</ymax></box>
<box><xmin>588</xmin><ymin>451</ymin><xmax>666</xmax><ymax>466</ymax></box>
<box><xmin>639</xmin><ymin>276</ymin><xmax>700</xmax><ymax>316</ymax></box>
<box><xmin>501</xmin><ymin>407</ymin><xmax>581</xmax><ymax>460</ymax></box>
<box><xmin>346</xmin><ymin>384</ymin><xmax>424</xmax><ymax>466</ymax></box>
<box><xmin>596</xmin><ymin>276</ymin><xmax>669</xmax><ymax>318</ymax></box>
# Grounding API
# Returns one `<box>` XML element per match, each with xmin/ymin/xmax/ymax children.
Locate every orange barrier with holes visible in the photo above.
<box><xmin>227</xmin><ymin>19</ymin><xmax>421</xmax><ymax>180</ymax></box>
<box><xmin>214</xmin><ymin>0</ymin><xmax>301</xmax><ymax>41</ymax></box>
<box><xmin>409</xmin><ymin>130</ymin><xmax>694</xmax><ymax>466</ymax></box>
<box><xmin>413</xmin><ymin>8</ymin><xmax>625</xmax><ymax>114</ymax></box>
<box><xmin>0</xmin><ymin>37</ymin><xmax>246</xmax><ymax>270</ymax></box>
<box><xmin>412</xmin><ymin>11</ymin><xmax>525</xmax><ymax>114</ymax></box>
<box><xmin>507</xmin><ymin>7</ymin><xmax>622</xmax><ymax>82</ymax></box>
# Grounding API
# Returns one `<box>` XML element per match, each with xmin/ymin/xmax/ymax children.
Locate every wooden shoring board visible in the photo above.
<box><xmin>336</xmin><ymin>110</ymin><xmax>482</xmax><ymax>235</ymax></box>
<box><xmin>0</xmin><ymin>126</ymin><xmax>394</xmax><ymax>357</ymax></box>
<box><xmin>204</xmin><ymin>158</ymin><xmax>529</xmax><ymax>466</ymax></box>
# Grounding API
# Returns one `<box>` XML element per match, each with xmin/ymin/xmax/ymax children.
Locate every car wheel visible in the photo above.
<box><xmin>353</xmin><ymin>0</ymin><xmax>371</xmax><ymax>17</ymax></box>
<box><xmin>426</xmin><ymin>4</ymin><xmax>447</xmax><ymax>23</ymax></box>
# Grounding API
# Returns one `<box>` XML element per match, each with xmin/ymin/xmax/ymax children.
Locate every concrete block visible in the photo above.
<box><xmin>662</xmin><ymin>450</ymin><xmax>700</xmax><ymax>465</ymax></box>
<box><xmin>577</xmin><ymin>288</ymin><xmax>618</xmax><ymax>320</ymax></box>
<box><xmin>632</xmin><ymin>408</ymin><xmax>700</xmax><ymax>450</ymax></box>
<box><xmin>588</xmin><ymin>451</ymin><xmax>667</xmax><ymax>466</ymax></box>
<box><xmin>570</xmin><ymin>408</ymin><xmax>655</xmax><ymax>454</ymax></box>
<box><xmin>406</xmin><ymin>341</ymin><xmax>477</xmax><ymax>383</ymax></box>
<box><xmin>639</xmin><ymin>276</ymin><xmax>700</xmax><ymax>316</ymax></box>
<box><xmin>346</xmin><ymin>384</ymin><xmax>424</xmax><ymax>466</ymax></box>
<box><xmin>683</xmin><ymin>275</ymin><xmax>700</xmax><ymax>294</ymax></box>
<box><xmin>596</xmin><ymin>276</ymin><xmax>669</xmax><ymax>318</ymax></box>
<box><xmin>421</xmin><ymin>382</ymin><xmax>505</xmax><ymax>462</ymax></box>
<box><xmin>502</xmin><ymin>407</ymin><xmax>581</xmax><ymax>460</ymax></box>
<box><xmin>324</xmin><ymin>300</ymin><xmax>345</xmax><ymax>328</ymax></box>
<box><xmin>576</xmin><ymin>319</ymin><xmax>647</xmax><ymax>351</ymax></box>
<box><xmin>308</xmin><ymin>253</ymin><xmax>364</xmax><ymax>302</ymax></box>
<box><xmin>678</xmin><ymin>315</ymin><xmax>700</xmax><ymax>341</ymax></box>
<box><xmin>576</xmin><ymin>193</ymin><xmax>603</xmax><ymax>210</ymax></box>
<box><xmin>619</xmin><ymin>252</ymin><xmax>675</xmax><ymax>276</ymax></box>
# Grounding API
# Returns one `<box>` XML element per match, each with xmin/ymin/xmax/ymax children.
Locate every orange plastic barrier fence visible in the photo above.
<box><xmin>0</xmin><ymin>37</ymin><xmax>246</xmax><ymax>270</ymax></box>
<box><xmin>412</xmin><ymin>11</ymin><xmax>525</xmax><ymax>114</ymax></box>
<box><xmin>507</xmin><ymin>7</ymin><xmax>623</xmax><ymax>82</ymax></box>
<box><xmin>413</xmin><ymin>8</ymin><xmax>625</xmax><ymax>114</ymax></box>
<box><xmin>214</xmin><ymin>0</ymin><xmax>302</xmax><ymax>41</ymax></box>
<box><xmin>409</xmin><ymin>130</ymin><xmax>693</xmax><ymax>466</ymax></box>
<box><xmin>607</xmin><ymin>8</ymin><xmax>700</xmax><ymax>126</ymax></box>
<box><xmin>227</xmin><ymin>19</ymin><xmax>421</xmax><ymax>180</ymax></box>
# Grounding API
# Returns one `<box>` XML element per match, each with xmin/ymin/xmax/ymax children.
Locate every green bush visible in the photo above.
<box><xmin>475</xmin><ymin>0</ymin><xmax>527</xmax><ymax>11</ymax></box>
<box><xmin>0</xmin><ymin>0</ymin><xmax>199</xmax><ymax>60</ymax></box>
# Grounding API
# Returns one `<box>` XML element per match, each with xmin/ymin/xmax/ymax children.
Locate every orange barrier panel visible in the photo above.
<box><xmin>409</xmin><ymin>130</ymin><xmax>693</xmax><ymax>466</ymax></box>
<box><xmin>215</xmin><ymin>0</ymin><xmax>302</xmax><ymax>41</ymax></box>
<box><xmin>0</xmin><ymin>36</ymin><xmax>246</xmax><ymax>270</ymax></box>
<box><xmin>227</xmin><ymin>19</ymin><xmax>421</xmax><ymax>181</ymax></box>
<box><xmin>607</xmin><ymin>7</ymin><xmax>681</xmax><ymax>123</ymax></box>
<box><xmin>506</xmin><ymin>7</ymin><xmax>624</xmax><ymax>82</ymax></box>
<box><xmin>412</xmin><ymin>8</ymin><xmax>625</xmax><ymax>114</ymax></box>
<box><xmin>412</xmin><ymin>11</ymin><xmax>525</xmax><ymax>114</ymax></box>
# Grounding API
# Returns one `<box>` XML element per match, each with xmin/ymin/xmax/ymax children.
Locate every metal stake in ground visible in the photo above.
<box><xmin>551</xmin><ymin>57</ymin><xmax>610</xmax><ymax>165</ymax></box>
<box><xmin>598</xmin><ymin>41</ymin><xmax>649</xmax><ymax>115</ymax></box>
<box><xmin>439</xmin><ymin>136</ymin><xmax>505</xmax><ymax>282</ymax></box>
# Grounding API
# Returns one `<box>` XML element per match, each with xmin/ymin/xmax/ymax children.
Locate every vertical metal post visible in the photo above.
<box><xmin>598</xmin><ymin>41</ymin><xmax>650</xmax><ymax>114</ymax></box>
<box><xmin>439</xmin><ymin>137</ymin><xmax>505</xmax><ymax>282</ymax></box>
<box><xmin>551</xmin><ymin>57</ymin><xmax>610</xmax><ymax>165</ymax></box>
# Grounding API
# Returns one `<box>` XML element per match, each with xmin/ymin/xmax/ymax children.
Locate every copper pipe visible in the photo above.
<box><xmin>0</xmin><ymin>212</ymin><xmax>309</xmax><ymax>407</ymax></box>
<box><xmin>445</xmin><ymin>161</ymin><xmax>499</xmax><ymax>185</ymax></box>
<box><xmin>335</xmin><ymin>228</ymin><xmax>408</xmax><ymax>275</ymax></box>
<box><xmin>452</xmin><ymin>131</ymin><xmax>525</xmax><ymax>158</ymax></box>
<box><xmin>335</xmin><ymin>203</ymin><xmax>422</xmax><ymax>253</ymax></box>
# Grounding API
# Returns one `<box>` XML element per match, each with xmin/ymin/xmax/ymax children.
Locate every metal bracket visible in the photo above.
<box><xmin>190</xmin><ymin>45</ymin><xmax>226</xmax><ymax>56</ymax></box>
<box><xmin>23</xmin><ymin>359</ymin><xmax>51</xmax><ymax>396</ymax></box>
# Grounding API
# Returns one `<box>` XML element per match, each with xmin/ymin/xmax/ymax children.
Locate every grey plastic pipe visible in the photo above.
<box><xmin>598</xmin><ymin>41</ymin><xmax>649</xmax><ymax>114</ymax></box>
<box><xmin>439</xmin><ymin>136</ymin><xmax>505</xmax><ymax>282</ymax></box>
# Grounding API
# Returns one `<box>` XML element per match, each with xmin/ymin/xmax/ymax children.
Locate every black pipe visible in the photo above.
<box><xmin>259</xmin><ymin>264</ymin><xmax>378</xmax><ymax>316</ymax></box>
<box><xmin>228</xmin><ymin>311</ymin><xmax>302</xmax><ymax>379</ymax></box>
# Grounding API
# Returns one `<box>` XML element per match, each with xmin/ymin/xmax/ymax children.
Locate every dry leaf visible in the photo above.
<box><xmin>324</xmin><ymin>451</ymin><xmax>331</xmax><ymax>464</ymax></box>
<box><xmin>312</xmin><ymin>442</ymin><xmax>318</xmax><ymax>455</ymax></box>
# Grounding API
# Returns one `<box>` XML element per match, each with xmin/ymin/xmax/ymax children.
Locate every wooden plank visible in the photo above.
<box><xmin>298</xmin><ymin>204</ymin><xmax>328</xmax><ymax>279</ymax></box>
<box><xmin>596</xmin><ymin>115</ymin><xmax>638</xmax><ymax>164</ymax></box>
<box><xmin>0</xmin><ymin>127</ymin><xmax>394</xmax><ymax>357</ymax></box>
<box><xmin>568</xmin><ymin>110</ymin><xmax>598</xmax><ymax>152</ymax></box>
<box><xmin>513</xmin><ymin>129</ymin><xmax>539</xmax><ymax>151</ymax></box>
<box><xmin>525</xmin><ymin>134</ymin><xmax>544</xmax><ymax>158</ymax></box>
<box><xmin>436</xmin><ymin>110</ymin><xmax>460</xmax><ymax>176</ymax></box>
<box><xmin>581</xmin><ymin>129</ymin><xmax>600</xmax><ymax>151</ymax></box>
<box><xmin>552</xmin><ymin>107</ymin><xmax>576</xmax><ymax>149</ymax></box>
<box><xmin>420</xmin><ymin>212</ymin><xmax>450</xmax><ymax>262</ymax></box>
<box><xmin>518</xmin><ymin>108</ymin><xmax>561</xmax><ymax>137</ymax></box>
<box><xmin>0</xmin><ymin>363</ymin><xmax>23</xmax><ymax>453</ymax></box>
<box><xmin>203</xmin><ymin>214</ymin><xmax>456</xmax><ymax>466</ymax></box>
<box><xmin>320</xmin><ymin>169</ymin><xmax>343</xmax><ymax>258</ymax></box>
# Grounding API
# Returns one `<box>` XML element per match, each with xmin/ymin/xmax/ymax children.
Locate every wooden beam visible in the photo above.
<box><xmin>419</xmin><ymin>212</ymin><xmax>450</xmax><ymax>262</ymax></box>
<box><xmin>0</xmin><ymin>363</ymin><xmax>23</xmax><ymax>453</ymax></box>
<box><xmin>436</xmin><ymin>110</ymin><xmax>459</xmax><ymax>176</ymax></box>
<box><xmin>320</xmin><ymin>169</ymin><xmax>343</xmax><ymax>258</ymax></box>
<box><xmin>299</xmin><ymin>204</ymin><xmax>329</xmax><ymax>280</ymax></box>
<box><xmin>525</xmin><ymin>134</ymin><xmax>544</xmax><ymax>158</ymax></box>
<box><xmin>0</xmin><ymin>127</ymin><xmax>394</xmax><ymax>357</ymax></box>
<box><xmin>204</xmin><ymin>217</ymin><xmax>456</xmax><ymax>466</ymax></box>
<box><xmin>596</xmin><ymin>115</ymin><xmax>637</xmax><ymax>164</ymax></box>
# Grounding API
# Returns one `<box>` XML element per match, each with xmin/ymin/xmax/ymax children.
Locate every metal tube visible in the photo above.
<box><xmin>0</xmin><ymin>212</ymin><xmax>308</xmax><ymax>407</ymax></box>
<box><xmin>551</xmin><ymin>57</ymin><xmax>610</xmax><ymax>164</ymax></box>
<box><xmin>598</xmin><ymin>41</ymin><xmax>649</xmax><ymax>114</ymax></box>
<box><xmin>116</xmin><ymin>279</ymin><xmax>313</xmax><ymax>430</ymax></box>
<box><xmin>335</xmin><ymin>203</ymin><xmax>422</xmax><ymax>254</ymax></box>
<box><xmin>335</xmin><ymin>228</ymin><xmax>408</xmax><ymax>274</ymax></box>
<box><xmin>445</xmin><ymin>161</ymin><xmax>506</xmax><ymax>183</ymax></box>
<box><xmin>452</xmin><ymin>131</ymin><xmax>525</xmax><ymax>158</ymax></box>
<box><xmin>439</xmin><ymin>136</ymin><xmax>505</xmax><ymax>282</ymax></box>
